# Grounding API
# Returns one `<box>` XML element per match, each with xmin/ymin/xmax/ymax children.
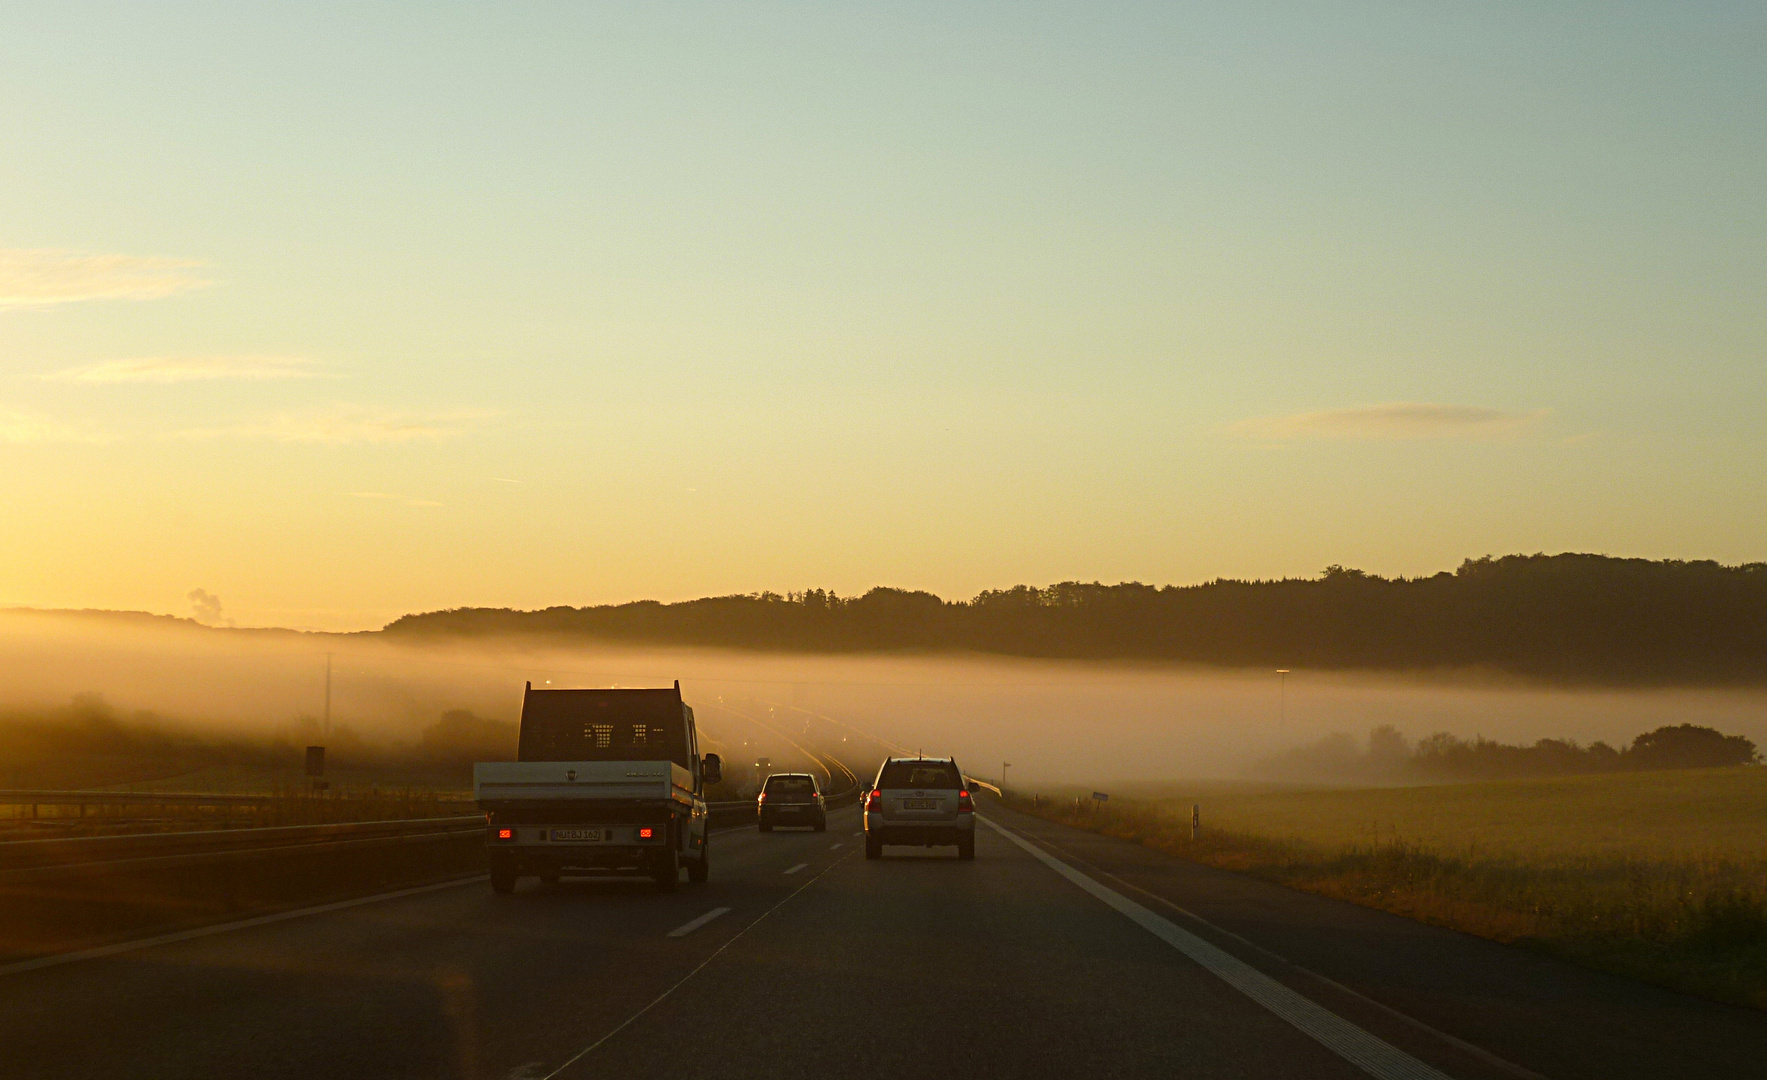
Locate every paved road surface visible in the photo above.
<box><xmin>2</xmin><ymin>799</ymin><xmax>1763</xmax><ymax>1079</ymax></box>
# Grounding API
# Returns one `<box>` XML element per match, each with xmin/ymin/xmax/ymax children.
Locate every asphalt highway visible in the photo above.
<box><xmin>2</xmin><ymin>799</ymin><xmax>1764</xmax><ymax>1080</ymax></box>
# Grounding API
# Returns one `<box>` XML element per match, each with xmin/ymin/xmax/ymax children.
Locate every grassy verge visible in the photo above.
<box><xmin>1009</xmin><ymin>770</ymin><xmax>1767</xmax><ymax>1010</ymax></box>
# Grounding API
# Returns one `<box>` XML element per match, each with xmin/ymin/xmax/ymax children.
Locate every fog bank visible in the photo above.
<box><xmin>4</xmin><ymin>610</ymin><xmax>1765</xmax><ymax>787</ymax></box>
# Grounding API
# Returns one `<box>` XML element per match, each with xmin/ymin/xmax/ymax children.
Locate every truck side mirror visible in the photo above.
<box><xmin>701</xmin><ymin>754</ymin><xmax>722</xmax><ymax>786</ymax></box>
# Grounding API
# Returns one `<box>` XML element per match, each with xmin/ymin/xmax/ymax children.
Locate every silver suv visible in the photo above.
<box><xmin>863</xmin><ymin>757</ymin><xmax>975</xmax><ymax>860</ymax></box>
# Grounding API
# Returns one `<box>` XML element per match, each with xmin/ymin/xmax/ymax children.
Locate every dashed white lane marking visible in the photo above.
<box><xmin>0</xmin><ymin>875</ymin><xmax>483</xmax><ymax>978</ymax></box>
<box><xmin>782</xmin><ymin>863</ymin><xmax>808</xmax><ymax>875</ymax></box>
<box><xmin>666</xmin><ymin>907</ymin><xmax>732</xmax><ymax>938</ymax></box>
<box><xmin>979</xmin><ymin>817</ymin><xmax>1455</xmax><ymax>1080</ymax></box>
<box><xmin>540</xmin><ymin>851</ymin><xmax>856</xmax><ymax>1078</ymax></box>
<box><xmin>829</xmin><ymin>842</ymin><xmax>843</xmax><ymax>849</ymax></box>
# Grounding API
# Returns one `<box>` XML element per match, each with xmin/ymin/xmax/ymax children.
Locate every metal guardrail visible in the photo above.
<box><xmin>0</xmin><ymin>789</ymin><xmax>282</xmax><ymax>808</ymax></box>
<box><xmin>0</xmin><ymin>789</ymin><xmax>476</xmax><ymax>805</ymax></box>
<box><xmin>0</xmin><ymin>816</ymin><xmax>485</xmax><ymax>883</ymax></box>
<box><xmin>706</xmin><ymin>800</ymin><xmax>757</xmax><ymax>830</ymax></box>
<box><xmin>825</xmin><ymin>759</ymin><xmax>862</xmax><ymax>807</ymax></box>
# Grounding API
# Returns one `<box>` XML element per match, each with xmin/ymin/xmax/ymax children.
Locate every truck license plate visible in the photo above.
<box><xmin>549</xmin><ymin>828</ymin><xmax>606</xmax><ymax>842</ymax></box>
<box><xmin>903</xmin><ymin>799</ymin><xmax>938</xmax><ymax>809</ymax></box>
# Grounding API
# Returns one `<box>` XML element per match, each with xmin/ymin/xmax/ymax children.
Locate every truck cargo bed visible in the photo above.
<box><xmin>474</xmin><ymin>760</ymin><xmax>694</xmax><ymax>806</ymax></box>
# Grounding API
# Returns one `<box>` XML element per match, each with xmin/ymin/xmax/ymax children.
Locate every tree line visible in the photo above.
<box><xmin>381</xmin><ymin>553</ymin><xmax>1767</xmax><ymax>684</ymax></box>
<box><xmin>1259</xmin><ymin>722</ymin><xmax>1760</xmax><ymax>783</ymax></box>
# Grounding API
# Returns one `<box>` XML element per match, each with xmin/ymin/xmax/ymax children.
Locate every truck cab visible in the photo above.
<box><xmin>474</xmin><ymin>681</ymin><xmax>722</xmax><ymax>893</ymax></box>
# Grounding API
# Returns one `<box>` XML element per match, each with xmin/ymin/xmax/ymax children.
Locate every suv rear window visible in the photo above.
<box><xmin>877</xmin><ymin>762</ymin><xmax>962</xmax><ymax>790</ymax></box>
<box><xmin>765</xmin><ymin>775</ymin><xmax>815</xmax><ymax>794</ymax></box>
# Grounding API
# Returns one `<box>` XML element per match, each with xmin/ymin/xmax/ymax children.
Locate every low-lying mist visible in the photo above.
<box><xmin>4</xmin><ymin>609</ymin><xmax>1766</xmax><ymax>790</ymax></box>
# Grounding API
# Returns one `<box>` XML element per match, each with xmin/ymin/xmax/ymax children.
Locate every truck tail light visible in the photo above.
<box><xmin>957</xmin><ymin>790</ymin><xmax>973</xmax><ymax>813</ymax></box>
<box><xmin>495</xmin><ymin>827</ymin><xmax>514</xmax><ymax>840</ymax></box>
<box><xmin>638</xmin><ymin>827</ymin><xmax>655</xmax><ymax>839</ymax></box>
<box><xmin>757</xmin><ymin>792</ymin><xmax>767</xmax><ymax>805</ymax></box>
<box><xmin>866</xmin><ymin>789</ymin><xmax>882</xmax><ymax>812</ymax></box>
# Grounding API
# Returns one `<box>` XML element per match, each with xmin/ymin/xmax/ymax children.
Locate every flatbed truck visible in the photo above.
<box><xmin>474</xmin><ymin>681</ymin><xmax>721</xmax><ymax>893</ymax></box>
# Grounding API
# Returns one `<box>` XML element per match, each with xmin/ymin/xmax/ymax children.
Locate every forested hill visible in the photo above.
<box><xmin>382</xmin><ymin>554</ymin><xmax>1767</xmax><ymax>685</ymax></box>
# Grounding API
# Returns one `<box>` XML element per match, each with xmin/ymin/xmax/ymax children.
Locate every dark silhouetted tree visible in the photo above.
<box><xmin>1627</xmin><ymin>725</ymin><xmax>1759</xmax><ymax>769</ymax></box>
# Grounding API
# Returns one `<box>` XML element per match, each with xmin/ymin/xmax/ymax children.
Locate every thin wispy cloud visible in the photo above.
<box><xmin>178</xmin><ymin>405</ymin><xmax>497</xmax><ymax>444</ymax></box>
<box><xmin>0</xmin><ymin>249</ymin><xmax>210</xmax><ymax>308</ymax></box>
<box><xmin>350</xmin><ymin>491</ymin><xmax>444</xmax><ymax>508</ymax></box>
<box><xmin>0</xmin><ymin>406</ymin><xmax>108</xmax><ymax>444</ymax></box>
<box><xmin>1231</xmin><ymin>402</ymin><xmax>1547</xmax><ymax>442</ymax></box>
<box><xmin>45</xmin><ymin>355</ymin><xmax>322</xmax><ymax>384</ymax></box>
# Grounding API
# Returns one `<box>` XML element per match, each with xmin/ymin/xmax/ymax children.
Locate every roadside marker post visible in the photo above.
<box><xmin>1191</xmin><ymin>803</ymin><xmax>1200</xmax><ymax>840</ymax></box>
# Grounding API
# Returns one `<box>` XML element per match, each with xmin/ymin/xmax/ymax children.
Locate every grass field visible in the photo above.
<box><xmin>1118</xmin><ymin>769</ymin><xmax>1767</xmax><ymax>858</ymax></box>
<box><xmin>1012</xmin><ymin>768</ymin><xmax>1767</xmax><ymax>1009</ymax></box>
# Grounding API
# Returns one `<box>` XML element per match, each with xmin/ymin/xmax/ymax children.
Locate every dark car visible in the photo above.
<box><xmin>758</xmin><ymin>772</ymin><xmax>826</xmax><ymax>832</ymax></box>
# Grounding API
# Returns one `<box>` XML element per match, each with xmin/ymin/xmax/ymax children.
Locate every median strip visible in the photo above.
<box><xmin>979</xmin><ymin>817</ymin><xmax>1455</xmax><ymax>1080</ymax></box>
<box><xmin>666</xmin><ymin>907</ymin><xmax>732</xmax><ymax>938</ymax></box>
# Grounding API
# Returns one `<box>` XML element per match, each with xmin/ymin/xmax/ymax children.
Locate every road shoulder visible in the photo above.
<box><xmin>983</xmin><ymin>800</ymin><xmax>1767</xmax><ymax>1080</ymax></box>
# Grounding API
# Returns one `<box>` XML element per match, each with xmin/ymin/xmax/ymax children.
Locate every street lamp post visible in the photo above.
<box><xmin>1001</xmin><ymin>761</ymin><xmax>1010</xmax><ymax>795</ymax></box>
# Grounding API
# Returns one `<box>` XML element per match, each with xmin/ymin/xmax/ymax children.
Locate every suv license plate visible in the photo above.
<box><xmin>549</xmin><ymin>828</ymin><xmax>606</xmax><ymax>842</ymax></box>
<box><xmin>903</xmin><ymin>799</ymin><xmax>939</xmax><ymax>809</ymax></box>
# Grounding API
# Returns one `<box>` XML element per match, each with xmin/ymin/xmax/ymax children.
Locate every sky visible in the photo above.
<box><xmin>1</xmin><ymin>2</ymin><xmax>1763</xmax><ymax>631</ymax></box>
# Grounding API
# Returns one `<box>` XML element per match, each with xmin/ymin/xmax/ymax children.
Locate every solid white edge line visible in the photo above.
<box><xmin>666</xmin><ymin>907</ymin><xmax>732</xmax><ymax>938</ymax></box>
<box><xmin>0</xmin><ymin>874</ymin><xmax>485</xmax><ymax>978</ymax></box>
<box><xmin>978</xmin><ymin>817</ymin><xmax>1455</xmax><ymax>1080</ymax></box>
<box><xmin>782</xmin><ymin>862</ymin><xmax>808</xmax><ymax>875</ymax></box>
<box><xmin>1070</xmin><ymin>860</ymin><xmax>1549</xmax><ymax>1080</ymax></box>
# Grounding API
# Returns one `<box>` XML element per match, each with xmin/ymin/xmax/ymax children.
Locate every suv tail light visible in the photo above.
<box><xmin>865</xmin><ymin>789</ymin><xmax>882</xmax><ymax>812</ymax></box>
<box><xmin>757</xmin><ymin>792</ymin><xmax>768</xmax><ymax>805</ymax></box>
<box><xmin>957</xmin><ymin>790</ymin><xmax>974</xmax><ymax>813</ymax></box>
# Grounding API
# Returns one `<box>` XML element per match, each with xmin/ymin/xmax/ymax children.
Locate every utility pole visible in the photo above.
<box><xmin>324</xmin><ymin>653</ymin><xmax>333</xmax><ymax>734</ymax></box>
<box><xmin>1276</xmin><ymin>668</ymin><xmax>1289</xmax><ymax>726</ymax></box>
